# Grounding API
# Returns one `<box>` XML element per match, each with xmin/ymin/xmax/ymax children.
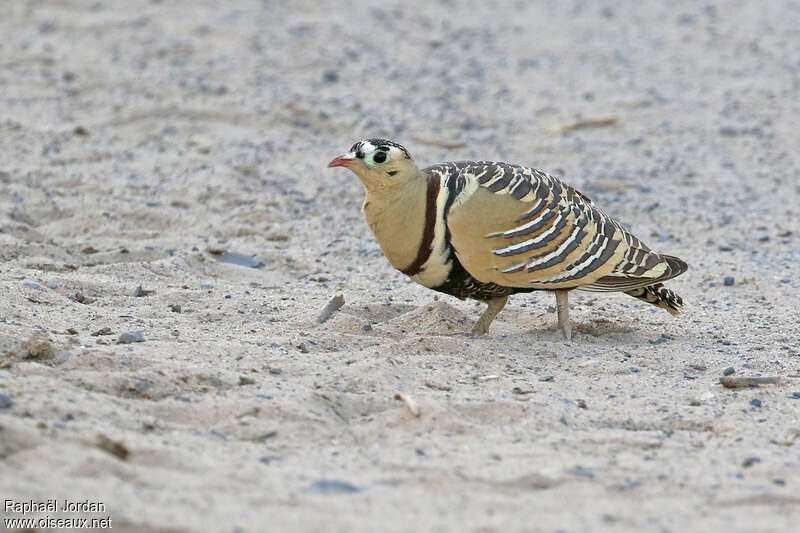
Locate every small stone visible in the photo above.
<box><xmin>309</xmin><ymin>480</ymin><xmax>361</xmax><ymax>494</ymax></box>
<box><xmin>750</xmin><ymin>398</ymin><xmax>762</xmax><ymax>408</ymax></box>
<box><xmin>773</xmin><ymin>479</ymin><xmax>786</xmax><ymax>486</ymax></box>
<box><xmin>170</xmin><ymin>304</ymin><xmax>182</xmax><ymax>313</ymax></box>
<box><xmin>134</xmin><ymin>285</ymin><xmax>154</xmax><ymax>297</ymax></box>
<box><xmin>568</xmin><ymin>466</ymin><xmax>595</xmax><ymax>478</ymax></box>
<box><xmin>742</xmin><ymin>457</ymin><xmax>761</xmax><ymax>468</ymax></box>
<box><xmin>217</xmin><ymin>251</ymin><xmax>263</xmax><ymax>268</ymax></box>
<box><xmin>539</xmin><ymin>375</ymin><xmax>554</xmax><ymax>382</ymax></box>
<box><xmin>25</xmin><ymin>281</ymin><xmax>42</xmax><ymax>290</ymax></box>
<box><xmin>96</xmin><ymin>433</ymin><xmax>129</xmax><ymax>460</ymax></box>
<box><xmin>792</xmin><ymin>392</ymin><xmax>800</xmax><ymax>399</ymax></box>
<box><xmin>72</xmin><ymin>292</ymin><xmax>95</xmax><ymax>304</ymax></box>
<box><xmin>297</xmin><ymin>344</ymin><xmax>309</xmax><ymax>353</ymax></box>
<box><xmin>66</xmin><ymin>328</ymin><xmax>78</xmax><ymax>335</ymax></box>
<box><xmin>617</xmin><ymin>479</ymin><xmax>642</xmax><ymax>491</ymax></box>
<box><xmin>0</xmin><ymin>393</ymin><xmax>12</xmax><ymax>409</ymax></box>
<box><xmin>118</xmin><ymin>331</ymin><xmax>145</xmax><ymax>344</ymax></box>
<box><xmin>239</xmin><ymin>376</ymin><xmax>255</xmax><ymax>386</ymax></box>
<box><xmin>688</xmin><ymin>398</ymin><xmax>702</xmax><ymax>406</ymax></box>
<box><xmin>576</xmin><ymin>399</ymin><xmax>587</xmax><ymax>409</ymax></box>
<box><xmin>629</xmin><ymin>366</ymin><xmax>639</xmax><ymax>373</ymax></box>
<box><xmin>723</xmin><ymin>276</ymin><xmax>735</xmax><ymax>286</ymax></box>
<box><xmin>91</xmin><ymin>327</ymin><xmax>113</xmax><ymax>336</ymax></box>
<box><xmin>53</xmin><ymin>351</ymin><xmax>72</xmax><ymax>364</ymax></box>
<box><xmin>362</xmin><ymin>324</ymin><xmax>372</xmax><ymax>331</ymax></box>
<box><xmin>723</xmin><ymin>367</ymin><xmax>735</xmax><ymax>376</ymax></box>
<box><xmin>268</xmin><ymin>367</ymin><xmax>282</xmax><ymax>375</ymax></box>
<box><xmin>322</xmin><ymin>69</ymin><xmax>339</xmax><ymax>83</ymax></box>
<box><xmin>23</xmin><ymin>334</ymin><xmax>53</xmax><ymax>359</ymax></box>
<box><xmin>73</xmin><ymin>125</ymin><xmax>89</xmax><ymax>136</ymax></box>
<box><xmin>259</xmin><ymin>455</ymin><xmax>281</xmax><ymax>464</ymax></box>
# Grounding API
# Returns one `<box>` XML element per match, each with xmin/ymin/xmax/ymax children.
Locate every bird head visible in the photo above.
<box><xmin>328</xmin><ymin>139</ymin><xmax>419</xmax><ymax>190</ymax></box>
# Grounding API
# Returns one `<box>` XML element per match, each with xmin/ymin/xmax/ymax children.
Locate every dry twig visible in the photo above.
<box><xmin>394</xmin><ymin>393</ymin><xmax>420</xmax><ymax>417</ymax></box>
<box><xmin>546</xmin><ymin>117</ymin><xmax>618</xmax><ymax>133</ymax></box>
<box><xmin>719</xmin><ymin>376</ymin><xmax>784</xmax><ymax>389</ymax></box>
<box><xmin>424</xmin><ymin>380</ymin><xmax>452</xmax><ymax>391</ymax></box>
<box><xmin>317</xmin><ymin>294</ymin><xmax>345</xmax><ymax>324</ymax></box>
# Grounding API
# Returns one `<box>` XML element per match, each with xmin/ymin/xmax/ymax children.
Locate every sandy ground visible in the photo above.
<box><xmin>1</xmin><ymin>1</ymin><xmax>799</xmax><ymax>531</ymax></box>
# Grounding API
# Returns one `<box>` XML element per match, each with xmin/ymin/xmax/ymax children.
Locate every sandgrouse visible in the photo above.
<box><xmin>328</xmin><ymin>139</ymin><xmax>687</xmax><ymax>339</ymax></box>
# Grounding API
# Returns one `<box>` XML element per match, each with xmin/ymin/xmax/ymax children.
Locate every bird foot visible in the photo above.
<box><xmin>470</xmin><ymin>322</ymin><xmax>489</xmax><ymax>336</ymax></box>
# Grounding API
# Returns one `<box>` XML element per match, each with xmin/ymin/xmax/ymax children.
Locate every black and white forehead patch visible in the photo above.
<box><xmin>350</xmin><ymin>139</ymin><xmax>411</xmax><ymax>159</ymax></box>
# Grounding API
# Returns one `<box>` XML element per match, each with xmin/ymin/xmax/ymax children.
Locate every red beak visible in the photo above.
<box><xmin>327</xmin><ymin>154</ymin><xmax>354</xmax><ymax>168</ymax></box>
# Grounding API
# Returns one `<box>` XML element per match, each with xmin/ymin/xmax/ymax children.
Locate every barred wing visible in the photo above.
<box><xmin>440</xmin><ymin>162</ymin><xmax>687</xmax><ymax>291</ymax></box>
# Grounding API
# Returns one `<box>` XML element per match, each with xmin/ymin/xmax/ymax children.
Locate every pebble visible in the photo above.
<box><xmin>25</xmin><ymin>281</ymin><xmax>42</xmax><ymax>290</ymax></box>
<box><xmin>617</xmin><ymin>479</ymin><xmax>642</xmax><ymax>491</ymax></box>
<box><xmin>170</xmin><ymin>304</ymin><xmax>182</xmax><ymax>313</ymax></box>
<box><xmin>309</xmin><ymin>480</ymin><xmax>362</xmax><ymax>494</ymax></box>
<box><xmin>217</xmin><ymin>251</ymin><xmax>263</xmax><ymax>268</ymax></box>
<box><xmin>742</xmin><ymin>457</ymin><xmax>761</xmax><ymax>468</ymax></box>
<box><xmin>568</xmin><ymin>466</ymin><xmax>595</xmax><ymax>478</ymax></box>
<box><xmin>362</xmin><ymin>324</ymin><xmax>372</xmax><ymax>331</ymax></box>
<box><xmin>259</xmin><ymin>455</ymin><xmax>281</xmax><ymax>464</ymax></box>
<box><xmin>53</xmin><ymin>351</ymin><xmax>72</xmax><ymax>364</ymax></box>
<box><xmin>91</xmin><ymin>327</ymin><xmax>112</xmax><ymax>336</ymax></box>
<box><xmin>791</xmin><ymin>392</ymin><xmax>800</xmax><ymax>399</ymax></box>
<box><xmin>723</xmin><ymin>367</ymin><xmax>735</xmax><ymax>376</ymax></box>
<box><xmin>134</xmin><ymin>285</ymin><xmax>155</xmax><ymax>297</ymax></box>
<box><xmin>0</xmin><ymin>393</ymin><xmax>12</xmax><ymax>409</ymax></box>
<box><xmin>322</xmin><ymin>69</ymin><xmax>339</xmax><ymax>83</ymax></box>
<box><xmin>750</xmin><ymin>398</ymin><xmax>762</xmax><ymax>407</ymax></box>
<box><xmin>209</xmin><ymin>429</ymin><xmax>227</xmax><ymax>440</ymax></box>
<box><xmin>724</xmin><ymin>276</ymin><xmax>735</xmax><ymax>286</ymax></box>
<box><xmin>118</xmin><ymin>331</ymin><xmax>145</xmax><ymax>344</ymax></box>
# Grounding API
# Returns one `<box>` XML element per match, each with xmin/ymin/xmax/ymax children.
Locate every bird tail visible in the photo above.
<box><xmin>625</xmin><ymin>283</ymin><xmax>684</xmax><ymax>316</ymax></box>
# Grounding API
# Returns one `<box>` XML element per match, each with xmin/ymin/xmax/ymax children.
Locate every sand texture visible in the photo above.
<box><xmin>1</xmin><ymin>1</ymin><xmax>799</xmax><ymax>532</ymax></box>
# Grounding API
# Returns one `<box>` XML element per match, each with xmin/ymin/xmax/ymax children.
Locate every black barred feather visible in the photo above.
<box><xmin>423</xmin><ymin>159</ymin><xmax>688</xmax><ymax>314</ymax></box>
<box><xmin>625</xmin><ymin>283</ymin><xmax>684</xmax><ymax>316</ymax></box>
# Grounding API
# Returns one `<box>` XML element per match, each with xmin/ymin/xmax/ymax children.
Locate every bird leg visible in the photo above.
<box><xmin>471</xmin><ymin>296</ymin><xmax>508</xmax><ymax>336</ymax></box>
<box><xmin>554</xmin><ymin>290</ymin><xmax>572</xmax><ymax>340</ymax></box>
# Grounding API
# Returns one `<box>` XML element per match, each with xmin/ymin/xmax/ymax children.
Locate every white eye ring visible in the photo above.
<box><xmin>365</xmin><ymin>150</ymin><xmax>390</xmax><ymax>167</ymax></box>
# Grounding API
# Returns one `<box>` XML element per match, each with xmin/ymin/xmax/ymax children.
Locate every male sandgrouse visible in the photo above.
<box><xmin>328</xmin><ymin>139</ymin><xmax>687</xmax><ymax>339</ymax></box>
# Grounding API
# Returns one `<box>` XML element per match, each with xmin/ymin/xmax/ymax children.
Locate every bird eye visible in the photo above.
<box><xmin>365</xmin><ymin>150</ymin><xmax>389</xmax><ymax>166</ymax></box>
